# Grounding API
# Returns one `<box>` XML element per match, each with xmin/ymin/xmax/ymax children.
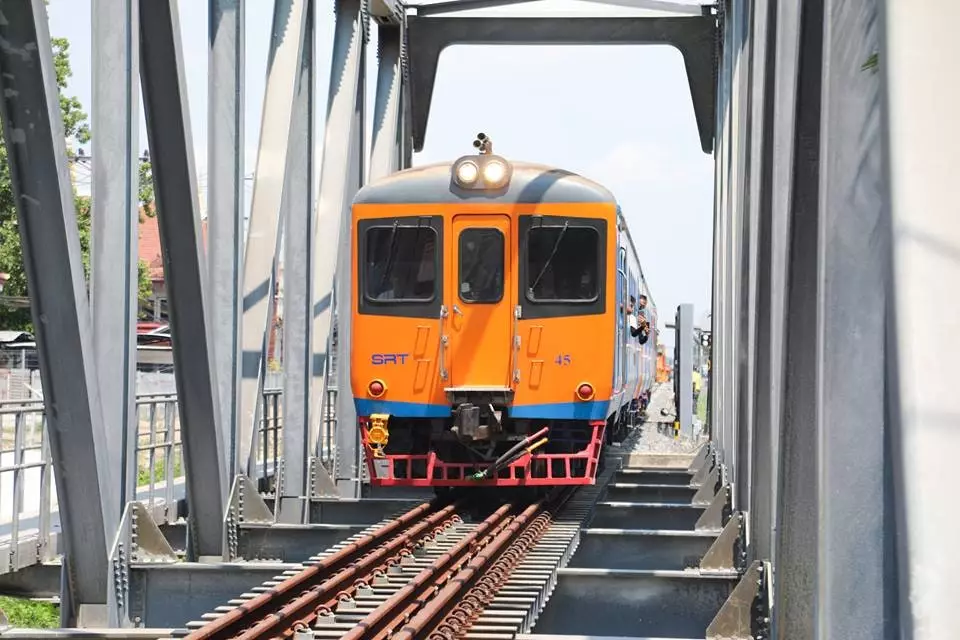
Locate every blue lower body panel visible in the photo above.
<box><xmin>353</xmin><ymin>398</ymin><xmax>612</xmax><ymax>421</ymax></box>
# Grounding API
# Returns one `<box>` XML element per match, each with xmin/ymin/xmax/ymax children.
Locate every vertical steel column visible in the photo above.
<box><xmin>722</xmin><ymin>0</ymin><xmax>744</xmax><ymax>492</ymax></box>
<box><xmin>91</xmin><ymin>0</ymin><xmax>139</xmax><ymax>523</ymax></box>
<box><xmin>744</xmin><ymin>0</ymin><xmax>778</xmax><ymax>563</ymax></box>
<box><xmin>676</xmin><ymin>304</ymin><xmax>694</xmax><ymax>438</ymax></box>
<box><xmin>370</xmin><ymin>25</ymin><xmax>403</xmax><ymax>181</ymax></box>
<box><xmin>335</xmin><ymin>35</ymin><xmax>368</xmax><ymax>498</ymax></box>
<box><xmin>399</xmin><ymin>20</ymin><xmax>413</xmax><ymax>171</ymax></box>
<box><xmin>208</xmin><ymin>0</ymin><xmax>246</xmax><ymax>486</ymax></box>
<box><xmin>731</xmin><ymin>0</ymin><xmax>755</xmax><ymax>514</ymax></box>
<box><xmin>771</xmin><ymin>0</ymin><xmax>823</xmax><ymax>636</ymax></box>
<box><xmin>0</xmin><ymin>1</ymin><xmax>114</xmax><ymax>625</ymax></box>
<box><xmin>310</xmin><ymin>0</ymin><xmax>367</xmax><ymax>498</ymax></box>
<box><xmin>751</xmin><ymin>0</ymin><xmax>802</xmax><ymax>573</ymax></box>
<box><xmin>882</xmin><ymin>0</ymin><xmax>960</xmax><ymax>636</ymax></box>
<box><xmin>815</xmin><ymin>0</ymin><xmax>891</xmax><ymax>636</ymax></box>
<box><xmin>279</xmin><ymin>0</ymin><xmax>320</xmax><ymax>523</ymax></box>
<box><xmin>238</xmin><ymin>0</ymin><xmax>309</xmax><ymax>478</ymax></box>
<box><xmin>710</xmin><ymin>1</ymin><xmax>733</xmax><ymax>466</ymax></box>
<box><xmin>139</xmin><ymin>0</ymin><xmax>225</xmax><ymax>560</ymax></box>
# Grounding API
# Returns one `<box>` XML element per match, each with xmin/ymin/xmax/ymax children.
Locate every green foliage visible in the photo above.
<box><xmin>0</xmin><ymin>596</ymin><xmax>60</xmax><ymax>629</ymax></box>
<box><xmin>139</xmin><ymin>157</ymin><xmax>156</xmax><ymax>218</ymax></box>
<box><xmin>862</xmin><ymin>52</ymin><xmax>879</xmax><ymax>73</ymax></box>
<box><xmin>51</xmin><ymin>38</ymin><xmax>90</xmax><ymax>146</ymax></box>
<box><xmin>0</xmin><ymin>34</ymin><xmax>154</xmax><ymax>331</ymax></box>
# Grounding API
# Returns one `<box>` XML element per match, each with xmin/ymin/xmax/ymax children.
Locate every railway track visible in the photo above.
<box><xmin>180</xmin><ymin>468</ymin><xmax>613</xmax><ymax>640</ymax></box>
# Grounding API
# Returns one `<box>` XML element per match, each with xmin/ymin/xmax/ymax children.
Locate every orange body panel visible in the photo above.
<box><xmin>447</xmin><ymin>214</ymin><xmax>514</xmax><ymax>389</ymax></box>
<box><xmin>351</xmin><ymin>202</ymin><xmax>618</xmax><ymax>413</ymax></box>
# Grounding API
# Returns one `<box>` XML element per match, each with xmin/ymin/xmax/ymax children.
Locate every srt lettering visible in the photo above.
<box><xmin>371</xmin><ymin>353</ymin><xmax>409</xmax><ymax>365</ymax></box>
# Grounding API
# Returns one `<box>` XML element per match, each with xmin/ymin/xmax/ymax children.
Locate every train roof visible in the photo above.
<box><xmin>354</xmin><ymin>160</ymin><xmax>617</xmax><ymax>206</ymax></box>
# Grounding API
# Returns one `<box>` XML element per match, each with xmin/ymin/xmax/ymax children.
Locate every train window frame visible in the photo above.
<box><xmin>518</xmin><ymin>215</ymin><xmax>607</xmax><ymax>319</ymax></box>
<box><xmin>457</xmin><ymin>227</ymin><xmax>506</xmax><ymax>304</ymax></box>
<box><xmin>357</xmin><ymin>215</ymin><xmax>444</xmax><ymax>319</ymax></box>
<box><xmin>525</xmin><ymin>225</ymin><xmax>601</xmax><ymax>304</ymax></box>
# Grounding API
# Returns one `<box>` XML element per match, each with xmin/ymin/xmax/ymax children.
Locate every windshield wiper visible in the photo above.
<box><xmin>528</xmin><ymin>221</ymin><xmax>569</xmax><ymax>297</ymax></box>
<box><xmin>377</xmin><ymin>220</ymin><xmax>401</xmax><ymax>290</ymax></box>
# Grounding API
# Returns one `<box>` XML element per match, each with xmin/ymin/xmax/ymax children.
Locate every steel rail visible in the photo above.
<box><xmin>340</xmin><ymin>502</ymin><xmax>517</xmax><ymax>640</ymax></box>
<box><xmin>393</xmin><ymin>488</ymin><xmax>573</xmax><ymax>640</ymax></box>
<box><xmin>432</xmin><ymin>507</ymin><xmax>556</xmax><ymax>638</ymax></box>
<box><xmin>234</xmin><ymin>503</ymin><xmax>461</xmax><ymax>639</ymax></box>
<box><xmin>389</xmin><ymin>501</ymin><xmax>544</xmax><ymax>640</ymax></box>
<box><xmin>184</xmin><ymin>499</ymin><xmax>443</xmax><ymax>640</ymax></box>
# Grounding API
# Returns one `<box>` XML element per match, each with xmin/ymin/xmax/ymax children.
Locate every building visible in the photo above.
<box><xmin>137</xmin><ymin>211</ymin><xmax>283</xmax><ymax>364</ymax></box>
<box><xmin>137</xmin><ymin>208</ymin><xmax>209</xmax><ymax>320</ymax></box>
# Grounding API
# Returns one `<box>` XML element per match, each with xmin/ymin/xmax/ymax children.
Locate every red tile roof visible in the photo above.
<box><xmin>138</xmin><ymin>207</ymin><xmax>209</xmax><ymax>284</ymax></box>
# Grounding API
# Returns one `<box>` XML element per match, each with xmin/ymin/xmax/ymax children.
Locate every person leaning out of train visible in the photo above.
<box><xmin>626</xmin><ymin>296</ymin><xmax>650</xmax><ymax>344</ymax></box>
<box><xmin>636</xmin><ymin>295</ymin><xmax>651</xmax><ymax>344</ymax></box>
<box><xmin>626</xmin><ymin>296</ymin><xmax>640</xmax><ymax>333</ymax></box>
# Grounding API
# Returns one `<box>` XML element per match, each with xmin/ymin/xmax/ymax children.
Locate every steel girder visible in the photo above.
<box><xmin>139</xmin><ymin>0</ymin><xmax>226</xmax><ymax>560</ymax></box>
<box><xmin>208</xmin><ymin>0</ymin><xmax>246</xmax><ymax>491</ymax></box>
<box><xmin>91</xmin><ymin>0</ymin><xmax>141</xmax><ymax>526</ymax></box>
<box><xmin>405</xmin><ymin>14</ymin><xmax>719</xmax><ymax>154</ymax></box>
<box><xmin>0</xmin><ymin>0</ymin><xmax>117</xmax><ymax>625</ymax></box>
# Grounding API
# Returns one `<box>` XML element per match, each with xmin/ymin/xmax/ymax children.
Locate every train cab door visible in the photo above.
<box><xmin>445</xmin><ymin>214</ymin><xmax>513</xmax><ymax>389</ymax></box>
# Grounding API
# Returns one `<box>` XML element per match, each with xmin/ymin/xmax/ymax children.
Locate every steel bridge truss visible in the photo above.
<box><xmin>0</xmin><ymin>0</ymin><xmax>954</xmax><ymax>636</ymax></box>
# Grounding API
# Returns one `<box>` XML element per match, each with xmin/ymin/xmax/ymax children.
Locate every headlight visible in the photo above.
<box><xmin>452</xmin><ymin>154</ymin><xmax>512</xmax><ymax>191</ymax></box>
<box><xmin>483</xmin><ymin>160</ymin><xmax>506</xmax><ymax>185</ymax></box>
<box><xmin>456</xmin><ymin>161</ymin><xmax>479</xmax><ymax>185</ymax></box>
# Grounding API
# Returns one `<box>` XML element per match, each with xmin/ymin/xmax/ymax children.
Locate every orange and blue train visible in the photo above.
<box><xmin>350</xmin><ymin>134</ymin><xmax>658</xmax><ymax>489</ymax></box>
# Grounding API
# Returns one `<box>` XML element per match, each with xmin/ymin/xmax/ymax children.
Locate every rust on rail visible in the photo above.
<box><xmin>390</xmin><ymin>500</ymin><xmax>544</xmax><ymax>640</ymax></box>
<box><xmin>341</xmin><ymin>502</ymin><xmax>517</xmax><ymax>640</ymax></box>
<box><xmin>235</xmin><ymin>503</ymin><xmax>460</xmax><ymax>639</ymax></box>
<box><xmin>184</xmin><ymin>499</ymin><xmax>443</xmax><ymax>640</ymax></box>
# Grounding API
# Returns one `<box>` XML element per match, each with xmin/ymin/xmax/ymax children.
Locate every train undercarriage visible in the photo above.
<box><xmin>359</xmin><ymin>390</ymin><xmax>652</xmax><ymax>492</ymax></box>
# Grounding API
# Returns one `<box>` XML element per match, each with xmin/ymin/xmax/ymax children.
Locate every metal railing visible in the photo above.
<box><xmin>0</xmin><ymin>388</ymin><xmax>284</xmax><ymax>574</ymax></box>
<box><xmin>0</xmin><ymin>399</ymin><xmax>52</xmax><ymax>574</ymax></box>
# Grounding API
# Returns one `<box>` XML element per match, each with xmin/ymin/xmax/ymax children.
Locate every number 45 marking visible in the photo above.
<box><xmin>555</xmin><ymin>354</ymin><xmax>572</xmax><ymax>366</ymax></box>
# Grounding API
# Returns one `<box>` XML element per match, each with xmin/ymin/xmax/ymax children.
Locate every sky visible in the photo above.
<box><xmin>47</xmin><ymin>0</ymin><xmax>715</xmax><ymax>344</ymax></box>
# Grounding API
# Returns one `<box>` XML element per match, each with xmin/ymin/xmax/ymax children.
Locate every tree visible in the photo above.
<box><xmin>0</xmin><ymin>35</ymin><xmax>154</xmax><ymax>332</ymax></box>
<box><xmin>139</xmin><ymin>155</ymin><xmax>156</xmax><ymax>217</ymax></box>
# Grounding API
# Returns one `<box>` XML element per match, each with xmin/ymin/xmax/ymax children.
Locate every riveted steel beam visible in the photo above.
<box><xmin>208</xmin><ymin>0</ymin><xmax>246</xmax><ymax>489</ymax></box>
<box><xmin>91</xmin><ymin>0</ymin><xmax>140</xmax><ymax>526</ymax></box>
<box><xmin>278</xmin><ymin>0</ymin><xmax>327</xmax><ymax>524</ymax></box>
<box><xmin>139</xmin><ymin>0</ymin><xmax>225</xmax><ymax>560</ymax></box>
<box><xmin>310</xmin><ymin>0</ymin><xmax>368</xmax><ymax>498</ymax></box>
<box><xmin>238</xmin><ymin>0</ymin><xmax>310</xmax><ymax>479</ymax></box>
<box><xmin>0</xmin><ymin>0</ymin><xmax>115</xmax><ymax>625</ymax></box>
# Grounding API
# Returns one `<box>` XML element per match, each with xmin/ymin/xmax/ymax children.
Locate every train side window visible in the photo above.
<box><xmin>363</xmin><ymin>225</ymin><xmax>437</xmax><ymax>302</ymax></box>
<box><xmin>459</xmin><ymin>228</ymin><xmax>504</xmax><ymax>303</ymax></box>
<box><xmin>525</xmin><ymin>226</ymin><xmax>599</xmax><ymax>302</ymax></box>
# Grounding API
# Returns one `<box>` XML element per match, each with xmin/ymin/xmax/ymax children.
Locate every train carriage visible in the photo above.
<box><xmin>350</xmin><ymin>135</ymin><xmax>658</xmax><ymax>489</ymax></box>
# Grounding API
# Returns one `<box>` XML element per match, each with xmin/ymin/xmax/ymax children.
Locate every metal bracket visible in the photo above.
<box><xmin>691</xmin><ymin>448</ymin><xmax>717</xmax><ymax>485</ymax></box>
<box><xmin>687</xmin><ymin>440</ymin><xmax>712</xmax><ymax>472</ymax></box>
<box><xmin>695</xmin><ymin>483</ymin><xmax>730</xmax><ymax>532</ymax></box>
<box><xmin>700</xmin><ymin>511</ymin><xmax>746</xmax><ymax>572</ymax></box>
<box><xmin>222</xmin><ymin>474</ymin><xmax>274</xmax><ymax>561</ymax></box>
<box><xmin>370</xmin><ymin>0</ymin><xmax>405</xmax><ymax>27</ymax></box>
<box><xmin>274</xmin><ymin>460</ymin><xmax>307</xmax><ymax>525</ymax></box>
<box><xmin>109</xmin><ymin>502</ymin><xmax>177</xmax><ymax>628</ymax></box>
<box><xmin>692</xmin><ymin>464</ymin><xmax>722</xmax><ymax>505</ymax></box>
<box><xmin>309</xmin><ymin>456</ymin><xmax>339</xmax><ymax>499</ymax></box>
<box><xmin>706</xmin><ymin>560</ymin><xmax>772</xmax><ymax>639</ymax></box>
